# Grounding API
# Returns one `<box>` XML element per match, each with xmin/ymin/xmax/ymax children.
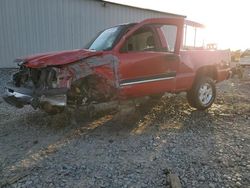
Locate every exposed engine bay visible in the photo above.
<box><xmin>13</xmin><ymin>65</ymin><xmax>59</xmax><ymax>89</ymax></box>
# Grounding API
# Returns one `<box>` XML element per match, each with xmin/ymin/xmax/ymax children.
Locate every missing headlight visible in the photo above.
<box><xmin>46</xmin><ymin>68</ymin><xmax>58</xmax><ymax>88</ymax></box>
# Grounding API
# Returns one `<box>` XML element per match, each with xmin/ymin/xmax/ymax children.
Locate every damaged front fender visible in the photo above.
<box><xmin>63</xmin><ymin>54</ymin><xmax>121</xmax><ymax>106</ymax></box>
<box><xmin>57</xmin><ymin>54</ymin><xmax>120</xmax><ymax>89</ymax></box>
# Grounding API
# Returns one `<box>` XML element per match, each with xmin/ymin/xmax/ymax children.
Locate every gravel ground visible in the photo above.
<box><xmin>0</xmin><ymin>67</ymin><xmax>249</xmax><ymax>188</ymax></box>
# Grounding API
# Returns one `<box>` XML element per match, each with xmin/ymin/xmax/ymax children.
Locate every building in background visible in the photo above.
<box><xmin>0</xmin><ymin>0</ymin><xmax>185</xmax><ymax>68</ymax></box>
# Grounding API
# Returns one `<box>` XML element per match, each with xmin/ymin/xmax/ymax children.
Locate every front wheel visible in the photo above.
<box><xmin>186</xmin><ymin>77</ymin><xmax>216</xmax><ymax>110</ymax></box>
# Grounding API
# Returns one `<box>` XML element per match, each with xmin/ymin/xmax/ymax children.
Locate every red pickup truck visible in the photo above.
<box><xmin>3</xmin><ymin>18</ymin><xmax>231</xmax><ymax>114</ymax></box>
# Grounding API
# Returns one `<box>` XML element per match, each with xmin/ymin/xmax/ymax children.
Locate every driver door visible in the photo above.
<box><xmin>116</xmin><ymin>18</ymin><xmax>183</xmax><ymax>98</ymax></box>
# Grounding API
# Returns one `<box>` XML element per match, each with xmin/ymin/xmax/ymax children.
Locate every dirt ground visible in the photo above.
<box><xmin>0</xmin><ymin>67</ymin><xmax>249</xmax><ymax>188</ymax></box>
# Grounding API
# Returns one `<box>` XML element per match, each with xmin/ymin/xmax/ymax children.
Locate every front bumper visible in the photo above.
<box><xmin>2</xmin><ymin>82</ymin><xmax>68</xmax><ymax>109</ymax></box>
<box><xmin>3</xmin><ymin>88</ymin><xmax>32</xmax><ymax>108</ymax></box>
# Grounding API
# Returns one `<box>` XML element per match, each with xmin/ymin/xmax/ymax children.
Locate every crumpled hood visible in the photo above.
<box><xmin>17</xmin><ymin>49</ymin><xmax>103</xmax><ymax>68</ymax></box>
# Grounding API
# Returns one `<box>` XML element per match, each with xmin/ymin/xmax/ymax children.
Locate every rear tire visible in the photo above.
<box><xmin>187</xmin><ymin>77</ymin><xmax>216</xmax><ymax>110</ymax></box>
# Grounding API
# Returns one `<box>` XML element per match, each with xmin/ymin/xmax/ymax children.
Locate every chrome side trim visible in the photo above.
<box><xmin>120</xmin><ymin>77</ymin><xmax>175</xmax><ymax>87</ymax></box>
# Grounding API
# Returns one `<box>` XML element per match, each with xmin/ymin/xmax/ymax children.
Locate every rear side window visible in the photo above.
<box><xmin>158</xmin><ymin>25</ymin><xmax>177</xmax><ymax>53</ymax></box>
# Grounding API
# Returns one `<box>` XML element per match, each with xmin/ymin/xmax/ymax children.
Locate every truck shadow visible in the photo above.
<box><xmin>0</xmin><ymin>93</ymin><xmax>238</xmax><ymax>186</ymax></box>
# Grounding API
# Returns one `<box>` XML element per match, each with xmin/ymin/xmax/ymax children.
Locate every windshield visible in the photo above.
<box><xmin>86</xmin><ymin>23</ymin><xmax>136</xmax><ymax>51</ymax></box>
<box><xmin>86</xmin><ymin>26</ymin><xmax>124</xmax><ymax>51</ymax></box>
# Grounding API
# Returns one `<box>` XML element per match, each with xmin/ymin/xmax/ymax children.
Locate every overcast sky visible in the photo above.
<box><xmin>107</xmin><ymin>0</ymin><xmax>250</xmax><ymax>50</ymax></box>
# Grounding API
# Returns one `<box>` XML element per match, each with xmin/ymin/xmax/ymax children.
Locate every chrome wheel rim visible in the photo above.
<box><xmin>198</xmin><ymin>83</ymin><xmax>213</xmax><ymax>105</ymax></box>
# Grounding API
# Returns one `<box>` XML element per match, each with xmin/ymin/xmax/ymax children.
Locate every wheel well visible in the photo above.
<box><xmin>189</xmin><ymin>66</ymin><xmax>217</xmax><ymax>90</ymax></box>
<box><xmin>68</xmin><ymin>74</ymin><xmax>117</xmax><ymax>105</ymax></box>
<box><xmin>195</xmin><ymin>66</ymin><xmax>217</xmax><ymax>81</ymax></box>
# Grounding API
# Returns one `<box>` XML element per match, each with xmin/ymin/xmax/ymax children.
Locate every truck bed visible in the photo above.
<box><xmin>180</xmin><ymin>50</ymin><xmax>231</xmax><ymax>68</ymax></box>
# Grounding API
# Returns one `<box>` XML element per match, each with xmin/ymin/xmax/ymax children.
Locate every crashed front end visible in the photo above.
<box><xmin>3</xmin><ymin>64</ymin><xmax>68</xmax><ymax>113</ymax></box>
<box><xmin>3</xmin><ymin>52</ymin><xmax>119</xmax><ymax>114</ymax></box>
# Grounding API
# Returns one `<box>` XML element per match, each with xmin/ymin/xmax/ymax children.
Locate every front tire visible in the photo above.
<box><xmin>187</xmin><ymin>77</ymin><xmax>216</xmax><ymax>110</ymax></box>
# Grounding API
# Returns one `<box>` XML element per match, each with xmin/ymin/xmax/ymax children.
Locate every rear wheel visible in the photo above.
<box><xmin>187</xmin><ymin>77</ymin><xmax>216</xmax><ymax>110</ymax></box>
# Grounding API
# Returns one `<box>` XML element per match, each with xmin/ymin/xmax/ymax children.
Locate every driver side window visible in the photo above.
<box><xmin>121</xmin><ymin>27</ymin><xmax>156</xmax><ymax>52</ymax></box>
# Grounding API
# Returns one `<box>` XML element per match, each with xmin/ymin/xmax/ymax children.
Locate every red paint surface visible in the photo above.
<box><xmin>23</xmin><ymin>49</ymin><xmax>103</xmax><ymax>68</ymax></box>
<box><xmin>17</xmin><ymin>18</ymin><xmax>230</xmax><ymax>99</ymax></box>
